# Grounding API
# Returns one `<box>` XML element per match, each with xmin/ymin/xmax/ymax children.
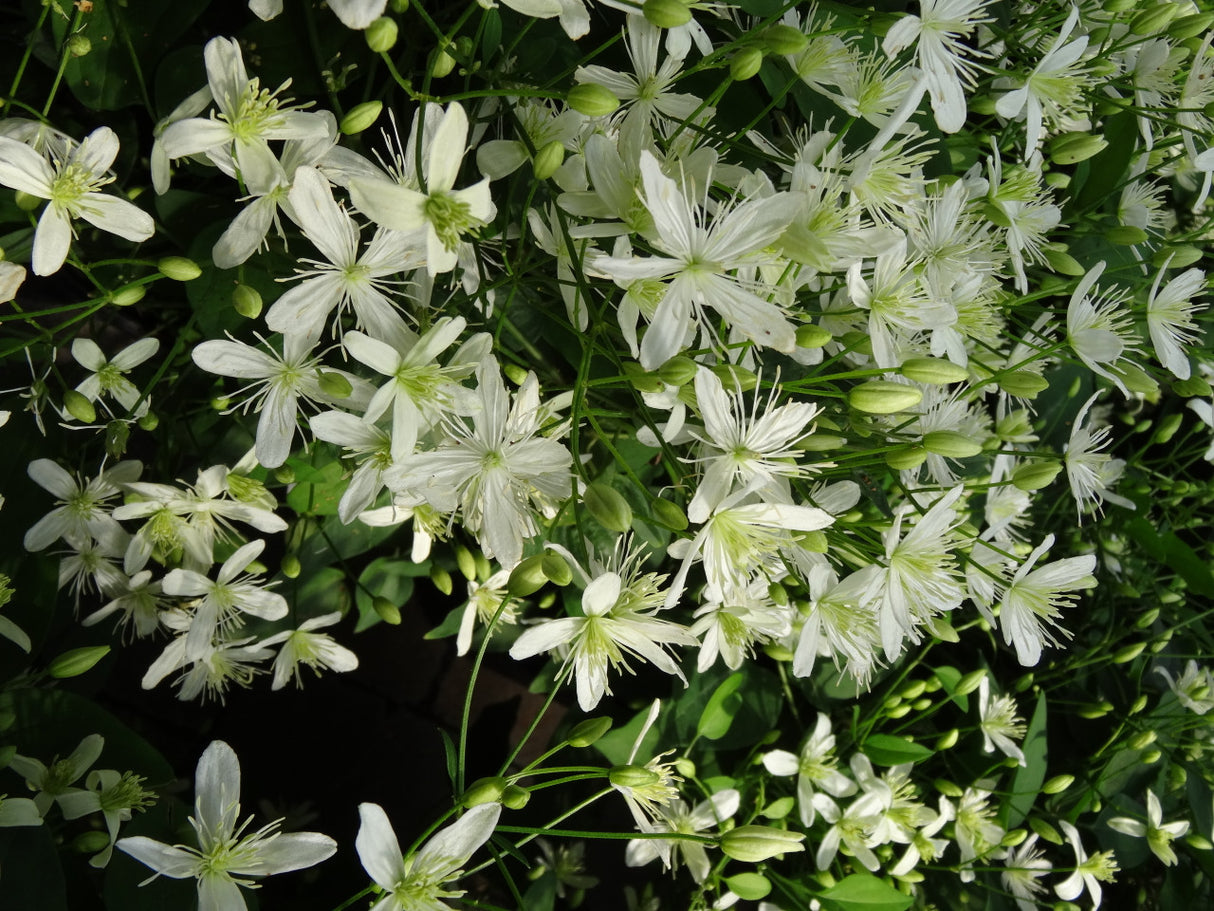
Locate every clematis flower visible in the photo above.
<box><xmin>259</xmin><ymin>611</ymin><xmax>359</xmax><ymax>690</ymax></box>
<box><xmin>997</xmin><ymin>533</ymin><xmax>1096</xmax><ymax>667</ymax></box>
<box><xmin>1055</xmin><ymin>820</ymin><xmax>1118</xmax><ymax>908</ymax></box>
<box><xmin>1108</xmin><ymin>791</ymin><xmax>1189</xmax><ymax>867</ymax></box>
<box><xmin>625</xmin><ymin>789</ymin><xmax>739</xmax><ymax>883</ymax></box>
<box><xmin>761</xmin><ymin>713</ymin><xmax>857</xmax><ymax>827</ymax></box>
<box><xmin>117</xmin><ymin>740</ymin><xmax>336</xmax><ymax>911</ymax></box>
<box><xmin>24</xmin><ymin>458</ymin><xmax>141</xmax><ymax>552</ymax></box>
<box><xmin>8</xmin><ymin>734</ymin><xmax>104</xmax><ymax>816</ymax></box>
<box><xmin>71</xmin><ymin>337</ymin><xmax>159</xmax><ymax>419</ymax></box>
<box><xmin>1146</xmin><ymin>261</ymin><xmax>1205</xmax><ymax>381</ymax></box>
<box><xmin>0</xmin><ymin>127</ymin><xmax>154</xmax><ymax>276</ymax></box>
<box><xmin>977</xmin><ymin>677</ymin><xmax>1027</xmax><ymax>765</ymax></box>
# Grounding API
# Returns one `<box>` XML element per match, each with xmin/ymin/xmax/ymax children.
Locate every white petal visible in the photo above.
<box><xmin>355</xmin><ymin>803</ymin><xmax>407</xmax><ymax>890</ymax></box>
<box><xmin>427</xmin><ymin>103</ymin><xmax>469</xmax><ymax>193</ymax></box>
<box><xmin>33</xmin><ymin>205</ymin><xmax>73</xmax><ymax>276</ymax></box>
<box><xmin>194</xmin><ymin>740</ymin><xmax>241</xmax><ymax>835</ymax></box>
<box><xmin>115</xmin><ymin>837</ymin><xmax>199</xmax><ymax>878</ymax></box>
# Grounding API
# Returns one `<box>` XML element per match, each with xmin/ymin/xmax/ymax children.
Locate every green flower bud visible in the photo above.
<box><xmin>923</xmin><ymin>430</ymin><xmax>983</xmax><ymax>459</ymax></box>
<box><xmin>429</xmin><ymin>45</ymin><xmax>456</xmax><ymax>79</ymax></box>
<box><xmin>540</xmin><ymin>552</ymin><xmax>572</xmax><ymax>586</ymax></box>
<box><xmin>462</xmin><ymin>776</ymin><xmax>508</xmax><ymax>807</ymax></box>
<box><xmin>1152</xmin><ymin>413</ymin><xmax>1183</xmax><ymax>445</ymax></box>
<box><xmin>1044</xmin><ymin>247</ymin><xmax>1086</xmax><ymax>276</ymax></box>
<box><xmin>955</xmin><ymin>668</ymin><xmax>987</xmax><ymax>696</ymax></box>
<box><xmin>1185</xmin><ymin>833</ymin><xmax>1214</xmax><ymax>851</ymax></box>
<box><xmin>763</xmin><ymin>642</ymin><xmax>794</xmax><ymax>662</ymax></box>
<box><xmin>730</xmin><ymin>47</ymin><xmax>764</xmax><ymax>81</ymax></box>
<box><xmin>72</xmin><ymin>830</ymin><xmax>111</xmax><ymax>854</ymax></box>
<box><xmin>111</xmin><ymin>285</ymin><xmax>146</xmax><ymax>307</ymax></box>
<box><xmin>622</xmin><ymin>361</ymin><xmax>664</xmax><ymax>393</ymax></box>
<box><xmin>1152</xmin><ymin>245</ymin><xmax>1203</xmax><ymax>270</ymax></box>
<box><xmin>1142</xmin><ymin>748</ymin><xmax>1162</xmax><ymax>764</ymax></box>
<box><xmin>1134</xmin><ymin>607</ymin><xmax>1160</xmax><ymax>629</ymax></box>
<box><xmin>341</xmin><ymin>101</ymin><xmax>384</xmax><ymax>135</ymax></box>
<box><xmin>1128</xmin><ymin>729</ymin><xmax>1156</xmax><ymax>750</ymax></box>
<box><xmin>726</xmin><ymin>873</ymin><xmax>772</xmax><ymax>901</ymax></box>
<box><xmin>1001</xmin><ymin>828</ymin><xmax>1028</xmax><ymax>848</ymax></box>
<box><xmin>455</xmin><ymin>544</ymin><xmax>477</xmax><ymax>581</ymax></box>
<box><xmin>232</xmin><ymin>284</ymin><xmax>263</xmax><ymax>319</ymax></box>
<box><xmin>1048</xmin><ymin>132</ymin><xmax>1108</xmax><ymax>165</ymax></box>
<box><xmin>567</xmin><ymin>83</ymin><xmax>621</xmax><ymax>118</ymax></box>
<box><xmin>712</xmin><ymin>363</ymin><xmax>758</xmax><ymax>392</ymax></box>
<box><xmin>658</xmin><ymin>355</ymin><xmax>698</xmax><ymax>387</ymax></box>
<box><xmin>15</xmin><ymin>189</ymin><xmax>42</xmax><ymax>211</ymax></box>
<box><xmin>507</xmin><ymin>555</ymin><xmax>548</xmax><ymax>598</ymax></box>
<box><xmin>720</xmin><ymin>825</ymin><xmax>806</xmax><ymax>863</ymax></box>
<box><xmin>49</xmin><ymin>645</ymin><xmax>110</xmax><ymax>678</ymax></box>
<box><xmin>158</xmin><ymin>256</ymin><xmax>202</xmax><ymax>281</ymax></box>
<box><xmin>1030</xmin><ymin>816</ymin><xmax>1063</xmax><ymax>844</ymax></box>
<box><xmin>1105</xmin><ymin>225</ymin><xmax>1149</xmax><ymax>246</ymax></box>
<box><xmin>848</xmin><ymin>380</ymin><xmax>922</xmax><ymax>415</ymax></box>
<box><xmin>1130</xmin><ymin>3</ymin><xmax>1177</xmax><ymax>35</ymax></box>
<box><xmin>567</xmin><ymin>716</ymin><xmax>612</xmax><ymax>747</ymax></box>
<box><xmin>430</xmin><ymin>566</ymin><xmax>453</xmax><ymax>596</ymax></box>
<box><xmin>281</xmin><ymin>554</ymin><xmax>301</xmax><ymax>579</ymax></box>
<box><xmin>389</xmin><ymin>0</ymin><xmax>409</xmax><ymax>11</ymax></box>
<box><xmin>137</xmin><ymin>411</ymin><xmax>159</xmax><ymax>431</ymax></box>
<box><xmin>998</xmin><ymin>370</ymin><xmax>1049</xmax><ymax>399</ymax></box>
<box><xmin>1113</xmin><ymin>641</ymin><xmax>1146</xmax><ymax>664</ymax></box>
<box><xmin>373</xmin><ymin>596</ymin><xmax>401</xmax><ymax>625</ymax></box>
<box><xmin>67</xmin><ymin>33</ymin><xmax>92</xmax><ymax>57</ymax></box>
<box><xmin>644</xmin><ymin>0</ymin><xmax>692</xmax><ymax>29</ymax></box>
<box><xmin>798</xmin><ymin>433</ymin><xmax>846</xmax><ymax>452</ymax></box>
<box><xmin>762</xmin><ymin>24</ymin><xmax>808</xmax><ymax>55</ymax></box>
<box><xmin>885</xmin><ymin>445</ymin><xmax>927</xmax><ymax>471</ymax></box>
<box><xmin>1042</xmin><ymin>774</ymin><xmax>1074</xmax><ymax>794</ymax></box>
<box><xmin>317</xmin><ymin>370</ymin><xmax>353</xmax><ymax>398</ymax></box>
<box><xmin>1078</xmin><ymin>701</ymin><xmax>1112</xmax><ymax>719</ymax></box>
<box><xmin>502</xmin><ymin>363</ymin><xmax>529</xmax><ymax>386</ymax></box>
<box><xmin>1012</xmin><ymin>459</ymin><xmax>1062</xmax><ymax>492</ymax></box>
<box><xmin>274</xmin><ymin>464</ymin><xmax>296</xmax><ymax>485</ymax></box>
<box><xmin>1170</xmin><ymin>12</ymin><xmax>1214</xmax><ymax>40</ymax></box>
<box><xmin>651</xmin><ymin>498</ymin><xmax>688</xmax><ymax>531</ymax></box>
<box><xmin>795</xmin><ymin>323</ymin><xmax>832</xmax><ymax>348</ymax></box>
<box><xmin>609</xmin><ymin>764</ymin><xmax>661</xmax><ymax>789</ymax></box>
<box><xmin>532</xmin><ymin>139</ymin><xmax>565</xmax><ymax>181</ymax></box>
<box><xmin>501</xmin><ymin>784</ymin><xmax>530</xmax><ymax>809</ymax></box>
<box><xmin>900</xmin><ymin>356</ymin><xmax>969</xmax><ymax>385</ymax></box>
<box><xmin>584</xmin><ymin>481</ymin><xmax>633</xmax><ymax>533</ymax></box>
<box><xmin>105</xmin><ymin>420</ymin><xmax>130</xmax><ymax>459</ymax></box>
<box><xmin>673</xmin><ymin>757</ymin><xmax>696</xmax><ymax>778</ymax></box>
<box><xmin>365</xmin><ymin>17</ymin><xmax>398</xmax><ymax>53</ymax></box>
<box><xmin>63</xmin><ymin>390</ymin><xmax>96</xmax><ymax>424</ymax></box>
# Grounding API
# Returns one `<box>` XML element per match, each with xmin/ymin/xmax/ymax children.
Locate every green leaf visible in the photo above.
<box><xmin>520</xmin><ymin>870</ymin><xmax>557</xmax><ymax>911</ymax></box>
<box><xmin>1125</xmin><ymin>518</ymin><xmax>1214</xmax><ymax>598</ymax></box>
<box><xmin>426</xmin><ymin>604</ymin><xmax>466</xmax><ymax>641</ymax></box>
<box><xmin>726</xmin><ymin>872</ymin><xmax>772</xmax><ymax>901</ymax></box>
<box><xmin>860</xmin><ymin>734</ymin><xmax>933</xmax><ymax>767</ymax></box>
<box><xmin>698</xmin><ymin>671</ymin><xmax>746</xmax><ymax>740</ymax></box>
<box><xmin>1004</xmin><ymin>692</ymin><xmax>1047</xmax><ymax>827</ymax></box>
<box><xmin>286</xmin><ymin>458</ymin><xmax>347</xmax><ymax>517</ymax></box>
<box><xmin>818</xmin><ymin>873</ymin><xmax>913</xmax><ymax>911</ymax></box>
<box><xmin>439</xmin><ymin>728</ymin><xmax>459</xmax><ymax>791</ymax></box>
<box><xmin>932</xmin><ymin>665</ymin><xmax>969</xmax><ymax>711</ymax></box>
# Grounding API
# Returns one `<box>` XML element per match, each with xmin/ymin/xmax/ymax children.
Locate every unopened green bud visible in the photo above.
<box><xmin>63</xmin><ymin>389</ymin><xmax>96</xmax><ymax>424</ymax></box>
<box><xmin>796</xmin><ymin>323</ymin><xmax>832</xmax><ymax>348</ymax></box>
<box><xmin>1130</xmin><ymin>3</ymin><xmax>1177</xmax><ymax>35</ymax></box>
<box><xmin>105</xmin><ymin>420</ymin><xmax>130</xmax><ymax>458</ymax></box>
<box><xmin>1043</xmin><ymin>774</ymin><xmax>1074</xmax><ymax>794</ymax></box>
<box><xmin>67</xmin><ymin>33</ymin><xmax>92</xmax><ymax>57</ymax></box>
<box><xmin>900</xmin><ymin>356</ymin><xmax>969</xmax><ymax>385</ymax></box>
<box><xmin>507</xmin><ymin>555</ymin><xmax>548</xmax><ymax>598</ymax></box>
<box><xmin>137</xmin><ymin>411</ymin><xmax>158</xmax><ymax>431</ymax></box>
<box><xmin>430</xmin><ymin>566</ymin><xmax>453</xmax><ymax>596</ymax></box>
<box><xmin>365</xmin><ymin>17</ymin><xmax>398</xmax><ymax>53</ymax></box>
<box><xmin>763</xmin><ymin>642</ymin><xmax>794</xmax><ymax>661</ymax></box>
<box><xmin>644</xmin><ymin>0</ymin><xmax>692</xmax><ymax>29</ymax></box>
<box><xmin>849</xmin><ymin>380</ymin><xmax>922</xmax><ymax>415</ymax></box>
<box><xmin>499</xmin><ymin>363</ymin><xmax>527</xmax><ymax>386</ymax></box>
<box><xmin>1128</xmin><ymin>729</ymin><xmax>1157</xmax><ymax>750</ymax></box>
<box><xmin>429</xmin><ymin>45</ymin><xmax>457</xmax><ymax>79</ymax></box>
<box><xmin>609</xmin><ymin>764</ymin><xmax>661</xmax><ymax>789</ymax></box>
<box><xmin>1044</xmin><ymin>247</ymin><xmax>1086</xmax><ymax>276</ymax></box>
<box><xmin>281</xmin><ymin>554</ymin><xmax>301</xmax><ymax>579</ymax></box>
<box><xmin>762</xmin><ymin>24</ymin><xmax>808</xmax><ymax>56</ymax></box>
<box><xmin>955</xmin><ymin>668</ymin><xmax>987</xmax><ymax>696</ymax></box>
<box><xmin>999</xmin><ymin>370</ymin><xmax>1049</xmax><ymax>398</ymax></box>
<box><xmin>474</xmin><ymin>551</ymin><xmax>492</xmax><ymax>582</ymax></box>
<box><xmin>798</xmin><ymin>529</ymin><xmax>827</xmax><ymax>553</ymax></box>
<box><xmin>232</xmin><ymin>284</ymin><xmax>263</xmax><ymax>318</ymax></box>
<box><xmin>373</xmin><ymin>596</ymin><xmax>401</xmax><ymax>625</ymax></box>
<box><xmin>584</xmin><ymin>481</ymin><xmax>633</xmax><ymax>533</ymax></box>
<box><xmin>658</xmin><ymin>355</ymin><xmax>698</xmax><ymax>387</ymax></box>
<box><xmin>49</xmin><ymin>645</ymin><xmax>110</xmax><ymax>678</ymax></box>
<box><xmin>1113</xmin><ymin>641</ymin><xmax>1146</xmax><ymax>663</ymax></box>
<box><xmin>651</xmin><ymin>497</ymin><xmax>688</xmax><ymax>531</ymax></box>
<box><xmin>567</xmin><ymin>716</ymin><xmax>612</xmax><ymax>747</ymax></box>
<box><xmin>273</xmin><ymin>464</ymin><xmax>296</xmax><ymax>485</ymax></box>
<box><xmin>540</xmin><ymin>552</ymin><xmax>572</xmax><ymax>586</ymax></box>
<box><xmin>1012</xmin><ymin>460</ymin><xmax>1062</xmax><ymax>492</ymax></box>
<box><xmin>72</xmin><ymin>830</ymin><xmax>111</xmax><ymax>854</ymax></box>
<box><xmin>799</xmin><ymin>433</ymin><xmax>846</xmax><ymax>451</ymax></box>
<box><xmin>720</xmin><ymin>825</ymin><xmax>806</xmax><ymax>863</ymax></box>
<box><xmin>1135</xmin><ymin>607</ymin><xmax>1160</xmax><ymax>629</ymax></box>
<box><xmin>887</xmin><ymin>703</ymin><xmax>911</xmax><ymax>719</ymax></box>
<box><xmin>158</xmin><ymin>256</ymin><xmax>202</xmax><ymax>281</ymax></box>
<box><xmin>1030</xmin><ymin>817</ymin><xmax>1063</xmax><ymax>844</ymax></box>
<box><xmin>911</xmin><ymin>697</ymin><xmax>931</xmax><ymax>711</ymax></box>
<box><xmin>1142</xmin><ymin>748</ymin><xmax>1162</xmax><ymax>764</ymax></box>
<box><xmin>110</xmin><ymin>284</ymin><xmax>146</xmax><ymax>307</ymax></box>
<box><xmin>623</xmin><ymin>362</ymin><xmax>665</xmax><ymax>394</ymax></box>
<box><xmin>1078</xmin><ymin>701</ymin><xmax>1113</xmax><ymax>719</ymax></box>
<box><xmin>455</xmin><ymin>544</ymin><xmax>477</xmax><ymax>581</ymax></box>
<box><xmin>341</xmin><ymin>101</ymin><xmax>384</xmax><ymax>135</ymax></box>
<box><xmin>1106</xmin><ymin>225</ymin><xmax>1149</xmax><ymax>246</ymax></box>
<box><xmin>317</xmin><ymin>371</ymin><xmax>353</xmax><ymax>398</ymax></box>
<box><xmin>14</xmin><ymin>190</ymin><xmax>41</xmax><ymax>211</ymax></box>
<box><xmin>1152</xmin><ymin>413</ymin><xmax>1183</xmax><ymax>445</ymax></box>
<box><xmin>1170</xmin><ymin>12</ymin><xmax>1214</xmax><ymax>40</ymax></box>
<box><xmin>726</xmin><ymin>872</ymin><xmax>772</xmax><ymax>901</ymax></box>
<box><xmin>731</xmin><ymin>47</ymin><xmax>764</xmax><ymax>81</ymax></box>
<box><xmin>567</xmin><ymin>83</ymin><xmax>621</xmax><ymax>118</ymax></box>
<box><xmin>462</xmin><ymin>776</ymin><xmax>507</xmax><ymax>807</ymax></box>
<box><xmin>885</xmin><ymin>445</ymin><xmax>926</xmax><ymax>471</ymax></box>
<box><xmin>1002</xmin><ymin>828</ymin><xmax>1028</xmax><ymax>848</ymax></box>
<box><xmin>1185</xmin><ymin>833</ymin><xmax>1214</xmax><ymax>850</ymax></box>
<box><xmin>711</xmin><ymin>363</ymin><xmax>758</xmax><ymax>392</ymax></box>
<box><xmin>501</xmin><ymin>784</ymin><xmax>530</xmax><ymax>809</ymax></box>
<box><xmin>389</xmin><ymin>0</ymin><xmax>409</xmax><ymax>11</ymax></box>
<box><xmin>1049</xmin><ymin>132</ymin><xmax>1108</xmax><ymax>165</ymax></box>
<box><xmin>673</xmin><ymin>757</ymin><xmax>696</xmax><ymax>778</ymax></box>
<box><xmin>1130</xmin><ymin>694</ymin><xmax>1149</xmax><ymax>714</ymax></box>
<box><xmin>935</xmin><ymin>778</ymin><xmax>963</xmax><ymax>797</ymax></box>
<box><xmin>531</xmin><ymin>139</ymin><xmax>565</xmax><ymax>181</ymax></box>
<box><xmin>761</xmin><ymin>796</ymin><xmax>795</xmax><ymax>820</ymax></box>
<box><xmin>923</xmin><ymin>430</ymin><xmax>983</xmax><ymax>459</ymax></box>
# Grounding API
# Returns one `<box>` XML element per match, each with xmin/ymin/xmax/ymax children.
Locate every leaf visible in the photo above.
<box><xmin>818</xmin><ymin>873</ymin><xmax>913</xmax><ymax>911</ymax></box>
<box><xmin>439</xmin><ymin>728</ymin><xmax>459</xmax><ymax>791</ymax></box>
<box><xmin>1004</xmin><ymin>692</ymin><xmax>1047</xmax><ymax>827</ymax></box>
<box><xmin>860</xmin><ymin>734</ymin><xmax>933</xmax><ymax>767</ymax></box>
<box><xmin>932</xmin><ymin>665</ymin><xmax>969</xmax><ymax>711</ymax></box>
<box><xmin>698</xmin><ymin>671</ymin><xmax>746</xmax><ymax>740</ymax></box>
<box><xmin>1125</xmin><ymin>518</ymin><xmax>1214</xmax><ymax>598</ymax></box>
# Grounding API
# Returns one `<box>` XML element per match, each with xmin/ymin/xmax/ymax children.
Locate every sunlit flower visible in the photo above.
<box><xmin>1108</xmin><ymin>791</ymin><xmax>1189</xmax><ymax>867</ymax></box>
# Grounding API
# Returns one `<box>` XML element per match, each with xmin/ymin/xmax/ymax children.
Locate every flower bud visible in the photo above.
<box><xmin>372</xmin><ymin>596</ymin><xmax>401</xmax><ymax>625</ymax></box>
<box><xmin>796</xmin><ymin>323</ymin><xmax>832</xmax><ymax>348</ymax></box>
<box><xmin>1012</xmin><ymin>460</ymin><xmax>1062</xmax><ymax>492</ymax></box>
<box><xmin>798</xmin><ymin>433</ymin><xmax>845</xmax><ymax>451</ymax></box>
<box><xmin>105</xmin><ymin>420</ymin><xmax>130</xmax><ymax>459</ymax></box>
<box><xmin>885</xmin><ymin>445</ymin><xmax>927</xmax><ymax>471</ymax></box>
<box><xmin>609</xmin><ymin>764</ymin><xmax>661</xmax><ymax>789</ymax></box>
<box><xmin>389</xmin><ymin>0</ymin><xmax>409</xmax><ymax>11</ymax></box>
<box><xmin>317</xmin><ymin>370</ymin><xmax>353</xmax><ymax>398</ymax></box>
<box><xmin>68</xmin><ymin>34</ymin><xmax>92</xmax><ymax>57</ymax></box>
<box><xmin>232</xmin><ymin>284</ymin><xmax>263</xmax><ymax>319</ymax></box>
<box><xmin>274</xmin><ymin>464</ymin><xmax>296</xmax><ymax>485</ymax></box>
<box><xmin>1152</xmin><ymin>413</ymin><xmax>1183</xmax><ymax>445</ymax></box>
<box><xmin>462</xmin><ymin>776</ymin><xmax>507</xmax><ymax>807</ymax></box>
<box><xmin>1185</xmin><ymin>833</ymin><xmax>1214</xmax><ymax>851</ymax></box>
<box><xmin>923</xmin><ymin>430</ymin><xmax>983</xmax><ymax>459</ymax></box>
<box><xmin>281</xmin><ymin>554</ymin><xmax>301</xmax><ymax>579</ymax></box>
<box><xmin>429</xmin><ymin>45</ymin><xmax>457</xmax><ymax>79</ymax></box>
<box><xmin>540</xmin><ymin>552</ymin><xmax>573</xmax><ymax>586</ymax></box>
<box><xmin>1105</xmin><ymin>225</ymin><xmax>1148</xmax><ymax>246</ymax></box>
<box><xmin>651</xmin><ymin>497</ymin><xmax>688</xmax><ymax>531</ymax></box>
<box><xmin>1142</xmin><ymin>748</ymin><xmax>1162</xmax><ymax>764</ymax></box>
<box><xmin>658</xmin><ymin>355</ymin><xmax>698</xmax><ymax>387</ymax></box>
<box><xmin>455</xmin><ymin>544</ymin><xmax>477</xmax><ymax>581</ymax></box>
<box><xmin>111</xmin><ymin>285</ymin><xmax>146</xmax><ymax>307</ymax></box>
<box><xmin>137</xmin><ymin>411</ymin><xmax>159</xmax><ymax>431</ymax></box>
<box><xmin>955</xmin><ymin>668</ymin><xmax>987</xmax><ymax>696</ymax></box>
<box><xmin>507</xmin><ymin>555</ymin><xmax>548</xmax><ymax>598</ymax></box>
<box><xmin>584</xmin><ymin>481</ymin><xmax>633</xmax><ymax>533</ymax></box>
<box><xmin>1044</xmin><ymin>247</ymin><xmax>1086</xmax><ymax>276</ymax></box>
<box><xmin>49</xmin><ymin>645</ymin><xmax>110</xmax><ymax>678</ymax></box>
<box><xmin>1170</xmin><ymin>12</ymin><xmax>1214</xmax><ymax>40</ymax></box>
<box><xmin>502</xmin><ymin>363</ymin><xmax>528</xmax><ymax>386</ymax></box>
<box><xmin>1048</xmin><ymin>132</ymin><xmax>1108</xmax><ymax>165</ymax></box>
<box><xmin>900</xmin><ymin>356</ymin><xmax>969</xmax><ymax>385</ymax></box>
<box><xmin>72</xmin><ymin>831</ymin><xmax>111</xmax><ymax>854</ymax></box>
<box><xmin>644</xmin><ymin>0</ymin><xmax>692</xmax><ymax>29</ymax></box>
<box><xmin>720</xmin><ymin>825</ymin><xmax>806</xmax><ymax>863</ymax></box>
<box><xmin>430</xmin><ymin>565</ymin><xmax>453</xmax><ymax>595</ymax></box>
<box><xmin>763</xmin><ymin>642</ymin><xmax>794</xmax><ymax>661</ymax></box>
<box><xmin>62</xmin><ymin>390</ymin><xmax>96</xmax><ymax>424</ymax></box>
<box><xmin>731</xmin><ymin>47</ymin><xmax>764</xmax><ymax>81</ymax></box>
<box><xmin>726</xmin><ymin>872</ymin><xmax>772</xmax><ymax>901</ymax></box>
<box><xmin>341</xmin><ymin>101</ymin><xmax>383</xmax><ymax>135</ymax></box>
<box><xmin>1078</xmin><ymin>701</ymin><xmax>1112</xmax><ymax>719</ymax></box>
<box><xmin>848</xmin><ymin>380</ymin><xmax>922</xmax><ymax>415</ymax></box>
<box><xmin>622</xmin><ymin>362</ymin><xmax>665</xmax><ymax>393</ymax></box>
<box><xmin>1001</xmin><ymin>828</ymin><xmax>1028</xmax><ymax>848</ymax></box>
<box><xmin>998</xmin><ymin>370</ymin><xmax>1049</xmax><ymax>399</ymax></box>
<box><xmin>158</xmin><ymin>256</ymin><xmax>202</xmax><ymax>281</ymax></box>
<box><xmin>1113</xmin><ymin>641</ymin><xmax>1146</xmax><ymax>663</ymax></box>
<box><xmin>712</xmin><ymin>363</ymin><xmax>758</xmax><ymax>392</ymax></box>
<box><xmin>532</xmin><ymin>139</ymin><xmax>565</xmax><ymax>181</ymax></box>
<box><xmin>568</xmin><ymin>716</ymin><xmax>612</xmax><ymax>747</ymax></box>
<box><xmin>365</xmin><ymin>17</ymin><xmax>398</xmax><ymax>53</ymax></box>
<box><xmin>567</xmin><ymin>83</ymin><xmax>621</xmax><ymax>118</ymax></box>
<box><xmin>762</xmin><ymin>24</ymin><xmax>808</xmax><ymax>55</ymax></box>
<box><xmin>1128</xmin><ymin>729</ymin><xmax>1157</xmax><ymax>750</ymax></box>
<box><xmin>501</xmin><ymin>784</ymin><xmax>530</xmax><ymax>809</ymax></box>
<box><xmin>1130</xmin><ymin>3</ymin><xmax>1177</xmax><ymax>35</ymax></box>
<box><xmin>14</xmin><ymin>190</ymin><xmax>41</xmax><ymax>211</ymax></box>
<box><xmin>1030</xmin><ymin>817</ymin><xmax>1063</xmax><ymax>844</ymax></box>
<box><xmin>1042</xmin><ymin>774</ymin><xmax>1074</xmax><ymax>794</ymax></box>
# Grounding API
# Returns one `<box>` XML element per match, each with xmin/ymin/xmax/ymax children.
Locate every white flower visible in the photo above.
<box><xmin>117</xmin><ymin>740</ymin><xmax>336</xmax><ymax>911</ymax></box>
<box><xmin>355</xmin><ymin>801</ymin><xmax>501</xmax><ymax>911</ymax></box>
<box><xmin>761</xmin><ymin>713</ymin><xmax>857</xmax><ymax>827</ymax></box>
<box><xmin>58</xmin><ymin>769</ymin><xmax>156</xmax><ymax>868</ymax></box>
<box><xmin>8</xmin><ymin>733</ymin><xmax>104</xmax><ymax>816</ymax></box>
<box><xmin>0</xmin><ymin>127</ymin><xmax>154</xmax><ymax>275</ymax></box>
<box><xmin>1001</xmin><ymin>832</ymin><xmax>1052</xmax><ymax>910</ymax></box>
<box><xmin>71</xmin><ymin>337</ymin><xmax>159</xmax><ymax>419</ymax></box>
<box><xmin>625</xmin><ymin>789</ymin><xmax>739</xmax><ymax>883</ymax></box>
<box><xmin>1055</xmin><ymin>820</ymin><xmax>1118</xmax><ymax>908</ymax></box>
<box><xmin>950</xmin><ymin>785</ymin><xmax>1006</xmax><ymax>881</ymax></box>
<box><xmin>1155</xmin><ymin>660</ymin><xmax>1214</xmax><ymax>714</ymax></box>
<box><xmin>1146</xmin><ymin>262</ymin><xmax>1205</xmax><ymax>381</ymax></box>
<box><xmin>24</xmin><ymin>458</ymin><xmax>141</xmax><ymax>552</ymax></box>
<box><xmin>1064</xmin><ymin>392</ymin><xmax>1134</xmax><ymax>519</ymax></box>
<box><xmin>259</xmin><ymin>611</ymin><xmax>359</xmax><ymax>690</ymax></box>
<box><xmin>1108</xmin><ymin>791</ymin><xmax>1189</xmax><ymax>867</ymax></box>
<box><xmin>977</xmin><ymin>677</ymin><xmax>1027</xmax><ymax>765</ymax></box>
<box><xmin>1065</xmin><ymin>262</ymin><xmax>1140</xmax><ymax>396</ymax></box>
<box><xmin>997</xmin><ymin>534</ymin><xmax>1095</xmax><ymax>667</ymax></box>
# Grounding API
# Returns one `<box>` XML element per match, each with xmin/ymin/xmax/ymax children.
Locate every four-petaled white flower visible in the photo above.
<box><xmin>1108</xmin><ymin>791</ymin><xmax>1189</xmax><ymax>867</ymax></box>
<box><xmin>71</xmin><ymin>337</ymin><xmax>160</xmax><ymax>419</ymax></box>
<box><xmin>259</xmin><ymin>611</ymin><xmax>360</xmax><ymax>690</ymax></box>
<box><xmin>997</xmin><ymin>533</ymin><xmax>1095</xmax><ymax>667</ymax></box>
